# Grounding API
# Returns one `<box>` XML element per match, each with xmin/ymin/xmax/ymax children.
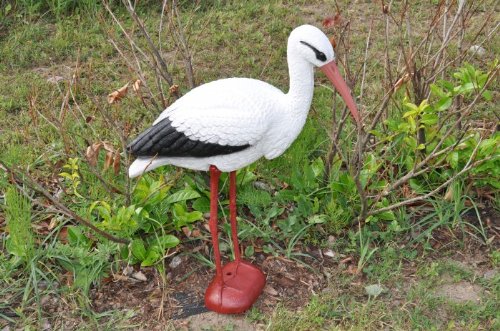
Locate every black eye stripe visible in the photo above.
<box><xmin>300</xmin><ymin>41</ymin><xmax>327</xmax><ymax>62</ymax></box>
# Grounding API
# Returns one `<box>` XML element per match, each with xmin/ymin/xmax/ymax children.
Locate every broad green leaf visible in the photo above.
<box><xmin>192</xmin><ymin>196</ymin><xmax>210</xmax><ymax>213</ymax></box>
<box><xmin>376</xmin><ymin>211</ymin><xmax>396</xmax><ymax>221</ymax></box>
<box><xmin>131</xmin><ymin>239</ymin><xmax>147</xmax><ymax>261</ymax></box>
<box><xmin>141</xmin><ymin>249</ymin><xmax>161</xmax><ymax>267</ymax></box>
<box><xmin>430</xmin><ymin>84</ymin><xmax>447</xmax><ymax>98</ymax></box>
<box><xmin>153</xmin><ymin>235</ymin><xmax>180</xmax><ymax>249</ymax></box>
<box><xmin>185</xmin><ymin>211</ymin><xmax>203</xmax><ymax>223</ymax></box>
<box><xmin>482</xmin><ymin>90</ymin><xmax>492</xmax><ymax>101</ymax></box>
<box><xmin>435</xmin><ymin>96</ymin><xmax>452</xmax><ymax>111</ymax></box>
<box><xmin>165</xmin><ymin>189</ymin><xmax>200</xmax><ymax>204</ymax></box>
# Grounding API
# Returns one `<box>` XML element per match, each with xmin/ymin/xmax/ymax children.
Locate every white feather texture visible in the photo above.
<box><xmin>129</xmin><ymin>25</ymin><xmax>334</xmax><ymax>178</ymax></box>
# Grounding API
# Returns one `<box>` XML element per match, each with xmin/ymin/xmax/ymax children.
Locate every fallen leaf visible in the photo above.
<box><xmin>107</xmin><ymin>83</ymin><xmax>129</xmax><ymax>104</ymax></box>
<box><xmin>346</xmin><ymin>265</ymin><xmax>359</xmax><ymax>275</ymax></box>
<box><xmin>340</xmin><ymin>256</ymin><xmax>353</xmax><ymax>264</ymax></box>
<box><xmin>444</xmin><ymin>185</ymin><xmax>453</xmax><ymax>201</ymax></box>
<box><xmin>58</xmin><ymin>227</ymin><xmax>68</xmax><ymax>243</ymax></box>
<box><xmin>182</xmin><ymin>226</ymin><xmax>191</xmax><ymax>237</ymax></box>
<box><xmin>381</xmin><ymin>1</ymin><xmax>389</xmax><ymax>14</ymax></box>
<box><xmin>112</xmin><ymin>274</ymin><xmax>129</xmax><ymax>282</ymax></box>
<box><xmin>264</xmin><ymin>285</ymin><xmax>279</xmax><ymax>296</ymax></box>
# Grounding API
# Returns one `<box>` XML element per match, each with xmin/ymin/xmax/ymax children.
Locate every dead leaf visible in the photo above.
<box><xmin>107</xmin><ymin>83</ymin><xmax>129</xmax><ymax>104</ymax></box>
<box><xmin>322</xmin><ymin>13</ymin><xmax>342</xmax><ymax>28</ymax></box>
<box><xmin>191</xmin><ymin>229</ymin><xmax>201</xmax><ymax>238</ymax></box>
<box><xmin>132</xmin><ymin>79</ymin><xmax>142</xmax><ymax>92</ymax></box>
<box><xmin>104</xmin><ymin>151</ymin><xmax>113</xmax><ymax>171</ymax></box>
<box><xmin>444</xmin><ymin>185</ymin><xmax>454</xmax><ymax>201</ymax></box>
<box><xmin>132</xmin><ymin>271</ymin><xmax>147</xmax><ymax>282</ymax></box>
<box><xmin>329</xmin><ymin>36</ymin><xmax>337</xmax><ymax>49</ymax></box>
<box><xmin>58</xmin><ymin>227</ymin><xmax>68</xmax><ymax>243</ymax></box>
<box><xmin>112</xmin><ymin>274</ymin><xmax>129</xmax><ymax>282</ymax></box>
<box><xmin>346</xmin><ymin>265</ymin><xmax>359</xmax><ymax>275</ymax></box>
<box><xmin>85</xmin><ymin>143</ymin><xmax>103</xmax><ymax>167</ymax></box>
<box><xmin>382</xmin><ymin>3</ymin><xmax>389</xmax><ymax>14</ymax></box>
<box><xmin>340</xmin><ymin>256</ymin><xmax>353</xmax><ymax>264</ymax></box>
<box><xmin>264</xmin><ymin>285</ymin><xmax>279</xmax><ymax>296</ymax></box>
<box><xmin>169</xmin><ymin>84</ymin><xmax>179</xmax><ymax>95</ymax></box>
<box><xmin>182</xmin><ymin>226</ymin><xmax>191</xmax><ymax>237</ymax></box>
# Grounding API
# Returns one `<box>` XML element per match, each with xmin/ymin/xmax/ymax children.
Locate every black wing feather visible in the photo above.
<box><xmin>127</xmin><ymin>117</ymin><xmax>250</xmax><ymax>158</ymax></box>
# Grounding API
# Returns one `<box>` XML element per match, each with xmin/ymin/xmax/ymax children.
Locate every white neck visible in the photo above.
<box><xmin>285</xmin><ymin>50</ymin><xmax>315</xmax><ymax>117</ymax></box>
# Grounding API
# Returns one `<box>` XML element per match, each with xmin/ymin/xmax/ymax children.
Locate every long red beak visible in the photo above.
<box><xmin>320</xmin><ymin>61</ymin><xmax>360</xmax><ymax>125</ymax></box>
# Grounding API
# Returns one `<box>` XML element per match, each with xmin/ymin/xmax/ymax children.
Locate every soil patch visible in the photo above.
<box><xmin>434</xmin><ymin>281</ymin><xmax>482</xmax><ymax>303</ymax></box>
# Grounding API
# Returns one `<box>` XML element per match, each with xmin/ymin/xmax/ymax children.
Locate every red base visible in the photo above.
<box><xmin>205</xmin><ymin>260</ymin><xmax>266</xmax><ymax>314</ymax></box>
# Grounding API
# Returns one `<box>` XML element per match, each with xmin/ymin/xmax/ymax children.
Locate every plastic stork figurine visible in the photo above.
<box><xmin>127</xmin><ymin>25</ymin><xmax>360</xmax><ymax>314</ymax></box>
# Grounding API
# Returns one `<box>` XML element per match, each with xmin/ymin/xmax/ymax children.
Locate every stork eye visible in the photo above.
<box><xmin>300</xmin><ymin>41</ymin><xmax>327</xmax><ymax>62</ymax></box>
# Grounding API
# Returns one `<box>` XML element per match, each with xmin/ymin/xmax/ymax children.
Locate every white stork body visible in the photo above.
<box><xmin>128</xmin><ymin>24</ymin><xmax>359</xmax><ymax>178</ymax></box>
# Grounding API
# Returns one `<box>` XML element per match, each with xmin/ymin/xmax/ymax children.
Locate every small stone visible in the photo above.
<box><xmin>131</xmin><ymin>271</ymin><xmax>147</xmax><ymax>282</ymax></box>
<box><xmin>483</xmin><ymin>269</ymin><xmax>497</xmax><ymax>280</ymax></box>
<box><xmin>40</xmin><ymin>295</ymin><xmax>51</xmax><ymax>307</ymax></box>
<box><xmin>468</xmin><ymin>45</ymin><xmax>486</xmax><ymax>57</ymax></box>
<box><xmin>327</xmin><ymin>235</ymin><xmax>336</xmax><ymax>245</ymax></box>
<box><xmin>41</xmin><ymin>318</ymin><xmax>51</xmax><ymax>330</ymax></box>
<box><xmin>169</xmin><ymin>256</ymin><xmax>183</xmax><ymax>269</ymax></box>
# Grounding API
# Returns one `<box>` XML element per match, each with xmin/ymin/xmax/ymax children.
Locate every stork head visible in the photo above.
<box><xmin>288</xmin><ymin>25</ymin><xmax>360</xmax><ymax>125</ymax></box>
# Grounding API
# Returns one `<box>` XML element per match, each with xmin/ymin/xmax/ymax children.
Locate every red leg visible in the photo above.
<box><xmin>229</xmin><ymin>171</ymin><xmax>241</xmax><ymax>262</ymax></box>
<box><xmin>208</xmin><ymin>165</ymin><xmax>223</xmax><ymax>282</ymax></box>
<box><xmin>205</xmin><ymin>166</ymin><xmax>266</xmax><ymax>314</ymax></box>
